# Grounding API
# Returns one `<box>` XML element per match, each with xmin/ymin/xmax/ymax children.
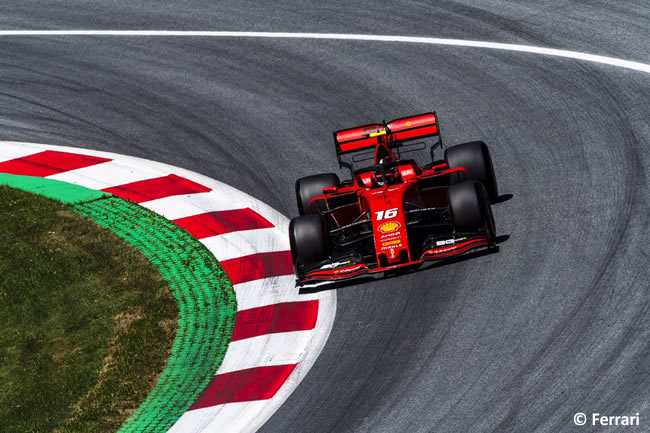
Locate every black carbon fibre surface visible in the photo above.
<box><xmin>1</xmin><ymin>3</ymin><xmax>648</xmax><ymax>432</ymax></box>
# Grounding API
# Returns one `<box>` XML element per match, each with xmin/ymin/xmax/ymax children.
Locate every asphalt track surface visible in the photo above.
<box><xmin>1</xmin><ymin>2</ymin><xmax>649</xmax><ymax>432</ymax></box>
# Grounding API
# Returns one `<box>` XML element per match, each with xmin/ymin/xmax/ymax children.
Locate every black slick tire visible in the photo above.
<box><xmin>295</xmin><ymin>173</ymin><xmax>340</xmax><ymax>215</ymax></box>
<box><xmin>289</xmin><ymin>214</ymin><xmax>328</xmax><ymax>276</ymax></box>
<box><xmin>448</xmin><ymin>181</ymin><xmax>496</xmax><ymax>244</ymax></box>
<box><xmin>445</xmin><ymin>141</ymin><xmax>498</xmax><ymax>203</ymax></box>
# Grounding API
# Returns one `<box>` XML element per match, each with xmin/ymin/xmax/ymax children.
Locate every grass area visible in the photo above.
<box><xmin>78</xmin><ymin>196</ymin><xmax>236</xmax><ymax>433</ymax></box>
<box><xmin>0</xmin><ymin>185</ymin><xmax>178</xmax><ymax>433</ymax></box>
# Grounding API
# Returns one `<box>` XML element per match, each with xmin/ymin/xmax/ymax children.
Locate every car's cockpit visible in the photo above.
<box><xmin>352</xmin><ymin>143</ymin><xmax>421</xmax><ymax>188</ymax></box>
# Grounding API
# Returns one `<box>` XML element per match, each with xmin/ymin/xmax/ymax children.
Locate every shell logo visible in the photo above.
<box><xmin>378</xmin><ymin>221</ymin><xmax>401</xmax><ymax>233</ymax></box>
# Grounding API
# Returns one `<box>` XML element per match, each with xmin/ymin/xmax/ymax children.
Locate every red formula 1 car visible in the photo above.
<box><xmin>289</xmin><ymin>112</ymin><xmax>498</xmax><ymax>285</ymax></box>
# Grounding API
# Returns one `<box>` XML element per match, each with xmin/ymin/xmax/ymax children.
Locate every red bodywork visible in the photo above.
<box><xmin>301</xmin><ymin>112</ymin><xmax>489</xmax><ymax>283</ymax></box>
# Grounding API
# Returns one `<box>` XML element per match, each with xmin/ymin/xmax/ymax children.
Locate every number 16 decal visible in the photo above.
<box><xmin>375</xmin><ymin>208</ymin><xmax>398</xmax><ymax>220</ymax></box>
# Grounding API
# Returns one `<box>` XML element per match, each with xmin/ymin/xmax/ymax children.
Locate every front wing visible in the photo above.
<box><xmin>298</xmin><ymin>233</ymin><xmax>490</xmax><ymax>285</ymax></box>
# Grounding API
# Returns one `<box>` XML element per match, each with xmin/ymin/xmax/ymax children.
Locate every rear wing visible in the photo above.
<box><xmin>333</xmin><ymin>112</ymin><xmax>440</xmax><ymax>155</ymax></box>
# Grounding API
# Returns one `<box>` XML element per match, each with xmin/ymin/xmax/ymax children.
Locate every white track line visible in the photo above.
<box><xmin>0</xmin><ymin>143</ymin><xmax>46</xmax><ymax>163</ymax></box>
<box><xmin>218</xmin><ymin>331</ymin><xmax>315</xmax><ymax>375</ymax></box>
<box><xmin>49</xmin><ymin>159</ymin><xmax>163</xmax><ymax>189</ymax></box>
<box><xmin>0</xmin><ymin>31</ymin><xmax>648</xmax><ymax>73</ymax></box>
<box><xmin>143</xmin><ymin>190</ymin><xmax>252</xmax><ymax>219</ymax></box>
<box><xmin>233</xmin><ymin>276</ymin><xmax>317</xmax><ymax>311</ymax></box>
<box><xmin>169</xmin><ymin>402</ymin><xmax>269</xmax><ymax>433</ymax></box>
<box><xmin>201</xmin><ymin>228</ymin><xmax>289</xmax><ymax>262</ymax></box>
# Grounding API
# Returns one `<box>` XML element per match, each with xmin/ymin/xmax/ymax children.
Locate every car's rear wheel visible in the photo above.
<box><xmin>296</xmin><ymin>173</ymin><xmax>340</xmax><ymax>215</ymax></box>
<box><xmin>289</xmin><ymin>214</ymin><xmax>329</xmax><ymax>277</ymax></box>
<box><xmin>448</xmin><ymin>181</ymin><xmax>496</xmax><ymax>244</ymax></box>
<box><xmin>445</xmin><ymin>141</ymin><xmax>498</xmax><ymax>203</ymax></box>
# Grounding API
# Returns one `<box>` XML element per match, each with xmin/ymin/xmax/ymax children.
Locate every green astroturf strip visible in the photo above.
<box><xmin>0</xmin><ymin>173</ymin><xmax>108</xmax><ymax>204</ymax></box>
<box><xmin>1</xmin><ymin>173</ymin><xmax>237</xmax><ymax>433</ymax></box>
<box><xmin>76</xmin><ymin>197</ymin><xmax>237</xmax><ymax>432</ymax></box>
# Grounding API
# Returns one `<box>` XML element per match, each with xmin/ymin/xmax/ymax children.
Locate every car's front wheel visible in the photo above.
<box><xmin>289</xmin><ymin>214</ymin><xmax>329</xmax><ymax>277</ymax></box>
<box><xmin>448</xmin><ymin>181</ymin><xmax>496</xmax><ymax>245</ymax></box>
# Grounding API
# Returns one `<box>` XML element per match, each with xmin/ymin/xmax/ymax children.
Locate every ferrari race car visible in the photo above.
<box><xmin>289</xmin><ymin>112</ymin><xmax>498</xmax><ymax>285</ymax></box>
